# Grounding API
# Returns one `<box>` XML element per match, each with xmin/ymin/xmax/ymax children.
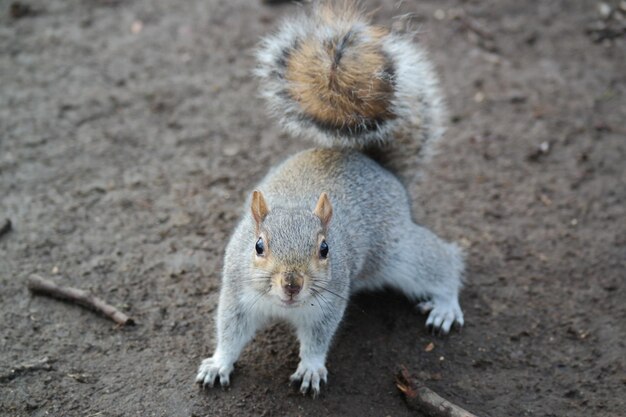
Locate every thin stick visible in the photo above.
<box><xmin>0</xmin><ymin>357</ymin><xmax>52</xmax><ymax>382</ymax></box>
<box><xmin>27</xmin><ymin>274</ymin><xmax>135</xmax><ymax>326</ymax></box>
<box><xmin>396</xmin><ymin>366</ymin><xmax>479</xmax><ymax>417</ymax></box>
<box><xmin>0</xmin><ymin>218</ymin><xmax>11</xmax><ymax>238</ymax></box>
<box><xmin>458</xmin><ymin>16</ymin><xmax>494</xmax><ymax>40</ymax></box>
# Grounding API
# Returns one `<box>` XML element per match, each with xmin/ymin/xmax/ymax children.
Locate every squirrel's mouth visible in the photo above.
<box><xmin>277</xmin><ymin>292</ymin><xmax>310</xmax><ymax>308</ymax></box>
<box><xmin>280</xmin><ymin>298</ymin><xmax>302</xmax><ymax>307</ymax></box>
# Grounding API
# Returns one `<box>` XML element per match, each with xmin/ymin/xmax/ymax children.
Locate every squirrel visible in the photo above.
<box><xmin>196</xmin><ymin>1</ymin><xmax>464</xmax><ymax>397</ymax></box>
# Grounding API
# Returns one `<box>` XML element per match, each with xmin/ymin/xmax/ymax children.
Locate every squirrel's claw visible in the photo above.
<box><xmin>196</xmin><ymin>356</ymin><xmax>233</xmax><ymax>389</ymax></box>
<box><xmin>290</xmin><ymin>361</ymin><xmax>328</xmax><ymax>398</ymax></box>
<box><xmin>423</xmin><ymin>299</ymin><xmax>464</xmax><ymax>336</ymax></box>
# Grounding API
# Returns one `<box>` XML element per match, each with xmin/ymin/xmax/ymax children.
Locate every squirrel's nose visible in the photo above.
<box><xmin>283</xmin><ymin>281</ymin><xmax>301</xmax><ymax>296</ymax></box>
<box><xmin>282</xmin><ymin>273</ymin><xmax>303</xmax><ymax>297</ymax></box>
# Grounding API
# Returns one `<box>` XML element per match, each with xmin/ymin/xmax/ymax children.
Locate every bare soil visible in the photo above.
<box><xmin>1</xmin><ymin>0</ymin><xmax>625</xmax><ymax>416</ymax></box>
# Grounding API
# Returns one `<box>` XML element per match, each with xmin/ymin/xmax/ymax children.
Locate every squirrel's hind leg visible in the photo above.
<box><xmin>376</xmin><ymin>223</ymin><xmax>465</xmax><ymax>335</ymax></box>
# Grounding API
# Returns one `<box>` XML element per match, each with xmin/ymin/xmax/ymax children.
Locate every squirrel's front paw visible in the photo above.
<box><xmin>195</xmin><ymin>356</ymin><xmax>234</xmax><ymax>388</ymax></box>
<box><xmin>418</xmin><ymin>298</ymin><xmax>464</xmax><ymax>335</ymax></box>
<box><xmin>289</xmin><ymin>359</ymin><xmax>328</xmax><ymax>397</ymax></box>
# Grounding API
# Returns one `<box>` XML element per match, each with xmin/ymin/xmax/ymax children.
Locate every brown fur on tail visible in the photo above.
<box><xmin>285</xmin><ymin>5</ymin><xmax>396</xmax><ymax>135</ymax></box>
<box><xmin>256</xmin><ymin>0</ymin><xmax>447</xmax><ymax>179</ymax></box>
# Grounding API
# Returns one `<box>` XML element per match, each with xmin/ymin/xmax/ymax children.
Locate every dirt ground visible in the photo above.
<box><xmin>1</xmin><ymin>0</ymin><xmax>625</xmax><ymax>416</ymax></box>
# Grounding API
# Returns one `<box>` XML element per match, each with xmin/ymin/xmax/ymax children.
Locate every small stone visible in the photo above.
<box><xmin>598</xmin><ymin>2</ymin><xmax>611</xmax><ymax>18</ymax></box>
<box><xmin>131</xmin><ymin>20</ymin><xmax>143</xmax><ymax>34</ymax></box>
<box><xmin>539</xmin><ymin>194</ymin><xmax>552</xmax><ymax>206</ymax></box>
<box><xmin>222</xmin><ymin>144</ymin><xmax>239</xmax><ymax>157</ymax></box>
<box><xmin>458</xmin><ymin>237</ymin><xmax>472</xmax><ymax>249</ymax></box>
<box><xmin>171</xmin><ymin>211</ymin><xmax>191</xmax><ymax>226</ymax></box>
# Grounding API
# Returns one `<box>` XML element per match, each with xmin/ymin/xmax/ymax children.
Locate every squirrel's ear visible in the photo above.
<box><xmin>313</xmin><ymin>192</ymin><xmax>333</xmax><ymax>228</ymax></box>
<box><xmin>251</xmin><ymin>190</ymin><xmax>270</xmax><ymax>226</ymax></box>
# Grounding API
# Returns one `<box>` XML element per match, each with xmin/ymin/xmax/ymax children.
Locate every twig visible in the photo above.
<box><xmin>396</xmin><ymin>366</ymin><xmax>479</xmax><ymax>417</ymax></box>
<box><xmin>0</xmin><ymin>357</ymin><xmax>52</xmax><ymax>382</ymax></box>
<box><xmin>27</xmin><ymin>274</ymin><xmax>135</xmax><ymax>326</ymax></box>
<box><xmin>10</xmin><ymin>2</ymin><xmax>38</xmax><ymax>19</ymax></box>
<box><xmin>454</xmin><ymin>15</ymin><xmax>498</xmax><ymax>53</ymax></box>
<box><xmin>586</xmin><ymin>25</ymin><xmax>626</xmax><ymax>43</ymax></box>
<box><xmin>262</xmin><ymin>0</ymin><xmax>303</xmax><ymax>4</ymax></box>
<box><xmin>458</xmin><ymin>16</ymin><xmax>494</xmax><ymax>40</ymax></box>
<box><xmin>0</xmin><ymin>218</ymin><xmax>12</xmax><ymax>238</ymax></box>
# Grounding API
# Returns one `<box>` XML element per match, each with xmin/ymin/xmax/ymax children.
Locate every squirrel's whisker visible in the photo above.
<box><xmin>242</xmin><ymin>287</ymin><xmax>271</xmax><ymax>317</ymax></box>
<box><xmin>310</xmin><ymin>283</ymin><xmax>350</xmax><ymax>303</ymax></box>
<box><xmin>310</xmin><ymin>288</ymin><xmax>333</xmax><ymax>314</ymax></box>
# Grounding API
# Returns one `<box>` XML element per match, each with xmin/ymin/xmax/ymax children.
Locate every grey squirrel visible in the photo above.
<box><xmin>196</xmin><ymin>1</ymin><xmax>464</xmax><ymax>397</ymax></box>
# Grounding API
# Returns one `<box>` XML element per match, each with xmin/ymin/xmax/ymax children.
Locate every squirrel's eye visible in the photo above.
<box><xmin>255</xmin><ymin>237</ymin><xmax>265</xmax><ymax>256</ymax></box>
<box><xmin>319</xmin><ymin>240</ymin><xmax>329</xmax><ymax>259</ymax></box>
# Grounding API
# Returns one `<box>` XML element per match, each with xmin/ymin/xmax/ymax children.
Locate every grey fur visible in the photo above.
<box><xmin>196</xmin><ymin>149</ymin><xmax>464</xmax><ymax>395</ymax></box>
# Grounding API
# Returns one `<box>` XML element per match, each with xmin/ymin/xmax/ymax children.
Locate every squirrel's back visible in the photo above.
<box><xmin>256</xmin><ymin>1</ymin><xmax>447</xmax><ymax>178</ymax></box>
<box><xmin>259</xmin><ymin>148</ymin><xmax>409</xmax><ymax>212</ymax></box>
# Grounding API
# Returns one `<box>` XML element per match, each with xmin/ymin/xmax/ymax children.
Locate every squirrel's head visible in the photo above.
<box><xmin>248</xmin><ymin>190</ymin><xmax>333</xmax><ymax>308</ymax></box>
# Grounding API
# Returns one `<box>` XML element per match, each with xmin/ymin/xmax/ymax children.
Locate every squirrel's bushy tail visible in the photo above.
<box><xmin>256</xmin><ymin>0</ymin><xmax>447</xmax><ymax>177</ymax></box>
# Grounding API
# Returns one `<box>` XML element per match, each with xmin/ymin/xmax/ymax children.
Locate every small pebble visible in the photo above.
<box><xmin>434</xmin><ymin>9</ymin><xmax>446</xmax><ymax>20</ymax></box>
<box><xmin>131</xmin><ymin>20</ymin><xmax>143</xmax><ymax>34</ymax></box>
<box><xmin>598</xmin><ymin>2</ymin><xmax>611</xmax><ymax>18</ymax></box>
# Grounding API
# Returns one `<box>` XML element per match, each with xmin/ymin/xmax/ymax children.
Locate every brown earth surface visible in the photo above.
<box><xmin>1</xmin><ymin>0</ymin><xmax>625</xmax><ymax>416</ymax></box>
